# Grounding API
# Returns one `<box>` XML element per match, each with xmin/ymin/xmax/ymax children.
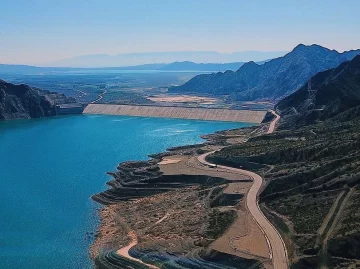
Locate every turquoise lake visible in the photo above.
<box><xmin>0</xmin><ymin>115</ymin><xmax>252</xmax><ymax>268</ymax></box>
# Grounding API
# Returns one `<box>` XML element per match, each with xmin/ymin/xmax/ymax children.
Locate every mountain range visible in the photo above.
<box><xmin>277</xmin><ymin>55</ymin><xmax>360</xmax><ymax>128</ymax></box>
<box><xmin>44</xmin><ymin>50</ymin><xmax>286</xmax><ymax>68</ymax></box>
<box><xmin>0</xmin><ymin>61</ymin><xmax>272</xmax><ymax>75</ymax></box>
<box><xmin>159</xmin><ymin>61</ymin><xmax>263</xmax><ymax>72</ymax></box>
<box><xmin>210</xmin><ymin>54</ymin><xmax>360</xmax><ymax>269</ymax></box>
<box><xmin>170</xmin><ymin>44</ymin><xmax>360</xmax><ymax>101</ymax></box>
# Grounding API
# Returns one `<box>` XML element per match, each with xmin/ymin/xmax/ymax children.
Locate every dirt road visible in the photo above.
<box><xmin>198</xmin><ymin>110</ymin><xmax>288</xmax><ymax>269</ymax></box>
<box><xmin>116</xmin><ymin>230</ymin><xmax>159</xmax><ymax>269</ymax></box>
<box><xmin>267</xmin><ymin>110</ymin><xmax>280</xmax><ymax>134</ymax></box>
<box><xmin>91</xmin><ymin>89</ymin><xmax>107</xmax><ymax>104</ymax></box>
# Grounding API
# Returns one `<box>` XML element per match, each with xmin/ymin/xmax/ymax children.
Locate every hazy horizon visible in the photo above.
<box><xmin>1</xmin><ymin>0</ymin><xmax>359</xmax><ymax>66</ymax></box>
<box><xmin>41</xmin><ymin>50</ymin><xmax>289</xmax><ymax>68</ymax></box>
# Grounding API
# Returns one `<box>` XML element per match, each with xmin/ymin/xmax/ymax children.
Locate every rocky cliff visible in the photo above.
<box><xmin>276</xmin><ymin>55</ymin><xmax>360</xmax><ymax>129</ymax></box>
<box><xmin>0</xmin><ymin>79</ymin><xmax>76</xmax><ymax>120</ymax></box>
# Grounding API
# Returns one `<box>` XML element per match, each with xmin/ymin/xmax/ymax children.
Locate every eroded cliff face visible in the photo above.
<box><xmin>0</xmin><ymin>79</ymin><xmax>75</xmax><ymax>120</ymax></box>
<box><xmin>276</xmin><ymin>55</ymin><xmax>360</xmax><ymax>129</ymax></box>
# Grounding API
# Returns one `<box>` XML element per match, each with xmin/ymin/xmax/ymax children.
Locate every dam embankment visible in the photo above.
<box><xmin>83</xmin><ymin>104</ymin><xmax>266</xmax><ymax>123</ymax></box>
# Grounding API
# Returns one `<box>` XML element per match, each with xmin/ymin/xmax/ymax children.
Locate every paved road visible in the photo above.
<box><xmin>198</xmin><ymin>110</ymin><xmax>288</xmax><ymax>269</ymax></box>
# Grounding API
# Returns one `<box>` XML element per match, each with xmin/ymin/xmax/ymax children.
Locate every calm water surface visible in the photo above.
<box><xmin>0</xmin><ymin>115</ymin><xmax>253</xmax><ymax>268</ymax></box>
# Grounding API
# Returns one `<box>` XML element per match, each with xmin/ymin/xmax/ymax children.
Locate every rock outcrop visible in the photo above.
<box><xmin>276</xmin><ymin>55</ymin><xmax>360</xmax><ymax>129</ymax></box>
<box><xmin>0</xmin><ymin>79</ymin><xmax>76</xmax><ymax>120</ymax></box>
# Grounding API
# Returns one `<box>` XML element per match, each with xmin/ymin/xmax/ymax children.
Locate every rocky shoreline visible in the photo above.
<box><xmin>89</xmin><ymin>122</ymin><xmax>270</xmax><ymax>269</ymax></box>
<box><xmin>91</xmin><ymin>124</ymin><xmax>260</xmax><ymax>206</ymax></box>
<box><xmin>0</xmin><ymin>79</ymin><xmax>78</xmax><ymax>120</ymax></box>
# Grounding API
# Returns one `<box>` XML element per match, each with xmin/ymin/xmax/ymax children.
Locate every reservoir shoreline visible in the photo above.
<box><xmin>90</xmin><ymin>117</ymin><xmax>273</xmax><ymax>268</ymax></box>
<box><xmin>0</xmin><ymin>114</ymin><xmax>246</xmax><ymax>268</ymax></box>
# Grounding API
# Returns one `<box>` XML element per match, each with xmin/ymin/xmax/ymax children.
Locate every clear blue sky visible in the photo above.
<box><xmin>1</xmin><ymin>0</ymin><xmax>359</xmax><ymax>65</ymax></box>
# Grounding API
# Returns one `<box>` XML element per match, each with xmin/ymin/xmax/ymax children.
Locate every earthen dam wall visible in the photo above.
<box><xmin>83</xmin><ymin>104</ymin><xmax>266</xmax><ymax>123</ymax></box>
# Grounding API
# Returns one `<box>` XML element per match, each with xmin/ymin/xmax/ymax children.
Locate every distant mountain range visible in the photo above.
<box><xmin>45</xmin><ymin>50</ymin><xmax>287</xmax><ymax>67</ymax></box>
<box><xmin>159</xmin><ymin>61</ymin><xmax>241</xmax><ymax>71</ymax></box>
<box><xmin>170</xmin><ymin>44</ymin><xmax>360</xmax><ymax>101</ymax></box>
<box><xmin>277</xmin><ymin>55</ymin><xmax>360</xmax><ymax>128</ymax></box>
<box><xmin>0</xmin><ymin>60</ymin><xmax>269</xmax><ymax>74</ymax></box>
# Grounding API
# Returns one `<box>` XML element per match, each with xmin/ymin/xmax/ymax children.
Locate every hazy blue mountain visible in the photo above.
<box><xmin>170</xmin><ymin>44</ymin><xmax>360</xmax><ymax>101</ymax></box>
<box><xmin>0</xmin><ymin>61</ymin><xmax>266</xmax><ymax>74</ymax></box>
<box><xmin>0</xmin><ymin>64</ymin><xmax>72</xmax><ymax>74</ymax></box>
<box><xmin>159</xmin><ymin>61</ymin><xmax>246</xmax><ymax>71</ymax></box>
<box><xmin>0</xmin><ymin>63</ymin><xmax>167</xmax><ymax>74</ymax></box>
<box><xmin>44</xmin><ymin>51</ymin><xmax>287</xmax><ymax>67</ymax></box>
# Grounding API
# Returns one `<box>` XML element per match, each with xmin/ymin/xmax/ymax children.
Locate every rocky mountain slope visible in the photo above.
<box><xmin>0</xmin><ymin>79</ymin><xmax>76</xmax><ymax>120</ymax></box>
<box><xmin>170</xmin><ymin>44</ymin><xmax>360</xmax><ymax>101</ymax></box>
<box><xmin>211</xmin><ymin>115</ymin><xmax>360</xmax><ymax>268</ymax></box>
<box><xmin>277</xmin><ymin>55</ymin><xmax>360</xmax><ymax>129</ymax></box>
<box><xmin>208</xmin><ymin>59</ymin><xmax>360</xmax><ymax>268</ymax></box>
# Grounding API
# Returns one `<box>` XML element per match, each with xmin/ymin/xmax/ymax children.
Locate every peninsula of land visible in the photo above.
<box><xmin>90</xmin><ymin>110</ymin><xmax>283</xmax><ymax>269</ymax></box>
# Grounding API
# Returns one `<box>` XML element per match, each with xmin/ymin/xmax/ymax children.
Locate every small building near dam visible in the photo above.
<box><xmin>56</xmin><ymin>103</ymin><xmax>85</xmax><ymax>115</ymax></box>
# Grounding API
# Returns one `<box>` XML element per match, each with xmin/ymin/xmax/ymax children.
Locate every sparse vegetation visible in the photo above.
<box><xmin>209</xmin><ymin>61</ymin><xmax>360</xmax><ymax>266</ymax></box>
<box><xmin>206</xmin><ymin>209</ymin><xmax>237</xmax><ymax>239</ymax></box>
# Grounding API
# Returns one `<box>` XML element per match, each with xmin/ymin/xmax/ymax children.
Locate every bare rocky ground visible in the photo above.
<box><xmin>91</xmin><ymin>123</ymin><xmax>272</xmax><ymax>269</ymax></box>
<box><xmin>212</xmin><ymin>115</ymin><xmax>360</xmax><ymax>269</ymax></box>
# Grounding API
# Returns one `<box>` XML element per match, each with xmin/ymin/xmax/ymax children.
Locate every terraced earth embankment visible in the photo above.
<box><xmin>83</xmin><ymin>104</ymin><xmax>266</xmax><ymax>123</ymax></box>
<box><xmin>91</xmin><ymin>124</ymin><xmax>273</xmax><ymax>268</ymax></box>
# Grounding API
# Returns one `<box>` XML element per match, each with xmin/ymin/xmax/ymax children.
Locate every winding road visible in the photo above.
<box><xmin>198</xmin><ymin>110</ymin><xmax>288</xmax><ymax>269</ymax></box>
<box><xmin>116</xmin><ymin>230</ymin><xmax>159</xmax><ymax>269</ymax></box>
<box><xmin>267</xmin><ymin>109</ymin><xmax>280</xmax><ymax>134</ymax></box>
<box><xmin>91</xmin><ymin>89</ymin><xmax>107</xmax><ymax>104</ymax></box>
<box><xmin>115</xmin><ymin>110</ymin><xmax>286</xmax><ymax>269</ymax></box>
